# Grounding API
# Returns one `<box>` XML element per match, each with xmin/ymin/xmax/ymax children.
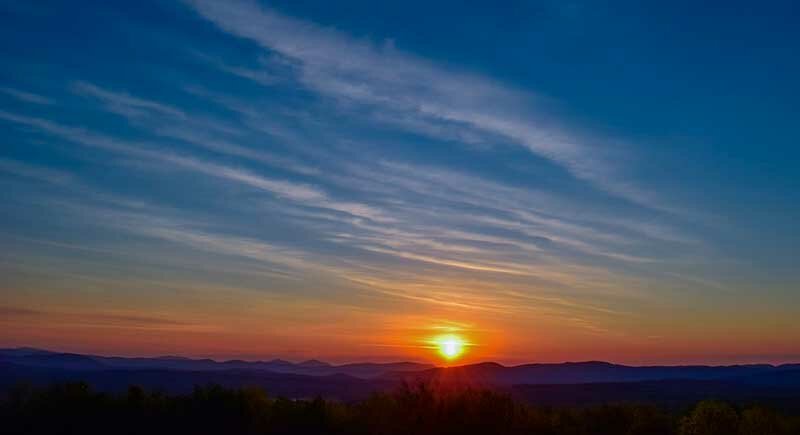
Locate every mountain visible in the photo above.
<box><xmin>297</xmin><ymin>359</ymin><xmax>330</xmax><ymax>368</ymax></box>
<box><xmin>0</xmin><ymin>347</ymin><xmax>56</xmax><ymax>357</ymax></box>
<box><xmin>0</xmin><ymin>361</ymin><xmax>389</xmax><ymax>401</ymax></box>
<box><xmin>0</xmin><ymin>348</ymin><xmax>433</xmax><ymax>379</ymax></box>
<box><xmin>386</xmin><ymin>360</ymin><xmax>792</xmax><ymax>386</ymax></box>
<box><xmin>3</xmin><ymin>347</ymin><xmax>800</xmax><ymax>388</ymax></box>
<box><xmin>0</xmin><ymin>352</ymin><xmax>107</xmax><ymax>371</ymax></box>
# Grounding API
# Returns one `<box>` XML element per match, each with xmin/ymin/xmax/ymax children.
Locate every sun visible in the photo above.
<box><xmin>432</xmin><ymin>334</ymin><xmax>467</xmax><ymax>361</ymax></box>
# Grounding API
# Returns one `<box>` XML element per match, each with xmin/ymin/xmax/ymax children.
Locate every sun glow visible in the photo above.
<box><xmin>432</xmin><ymin>334</ymin><xmax>468</xmax><ymax>361</ymax></box>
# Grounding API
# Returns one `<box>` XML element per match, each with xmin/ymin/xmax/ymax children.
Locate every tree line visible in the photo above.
<box><xmin>2</xmin><ymin>382</ymin><xmax>798</xmax><ymax>435</ymax></box>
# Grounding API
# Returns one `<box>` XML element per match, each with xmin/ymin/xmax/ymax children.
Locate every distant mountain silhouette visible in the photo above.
<box><xmin>297</xmin><ymin>359</ymin><xmax>330</xmax><ymax>368</ymax></box>
<box><xmin>0</xmin><ymin>348</ymin><xmax>433</xmax><ymax>379</ymax></box>
<box><xmin>0</xmin><ymin>352</ymin><xmax>107</xmax><ymax>371</ymax></box>
<box><xmin>2</xmin><ymin>347</ymin><xmax>800</xmax><ymax>408</ymax></box>
<box><xmin>0</xmin><ymin>361</ymin><xmax>389</xmax><ymax>401</ymax></box>
<box><xmin>0</xmin><ymin>347</ymin><xmax>55</xmax><ymax>357</ymax></box>
<box><xmin>385</xmin><ymin>360</ymin><xmax>795</xmax><ymax>386</ymax></box>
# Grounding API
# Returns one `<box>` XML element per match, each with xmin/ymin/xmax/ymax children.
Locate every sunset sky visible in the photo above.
<box><xmin>1</xmin><ymin>0</ymin><xmax>798</xmax><ymax>365</ymax></box>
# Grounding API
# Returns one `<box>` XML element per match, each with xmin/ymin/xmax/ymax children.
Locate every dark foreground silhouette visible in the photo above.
<box><xmin>2</xmin><ymin>382</ymin><xmax>799</xmax><ymax>435</ymax></box>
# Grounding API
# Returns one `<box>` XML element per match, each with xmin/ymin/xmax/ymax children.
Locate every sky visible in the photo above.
<box><xmin>0</xmin><ymin>0</ymin><xmax>798</xmax><ymax>365</ymax></box>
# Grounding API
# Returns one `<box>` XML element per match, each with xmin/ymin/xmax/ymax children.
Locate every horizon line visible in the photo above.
<box><xmin>4</xmin><ymin>346</ymin><xmax>798</xmax><ymax>369</ymax></box>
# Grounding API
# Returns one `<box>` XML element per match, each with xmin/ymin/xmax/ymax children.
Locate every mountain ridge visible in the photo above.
<box><xmin>2</xmin><ymin>347</ymin><xmax>799</xmax><ymax>384</ymax></box>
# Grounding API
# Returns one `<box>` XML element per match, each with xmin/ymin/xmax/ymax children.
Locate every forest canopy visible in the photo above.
<box><xmin>2</xmin><ymin>382</ymin><xmax>799</xmax><ymax>435</ymax></box>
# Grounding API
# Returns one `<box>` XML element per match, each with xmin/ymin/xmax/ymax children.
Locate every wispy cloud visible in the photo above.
<box><xmin>0</xmin><ymin>110</ymin><xmax>389</xmax><ymax>223</ymax></box>
<box><xmin>0</xmin><ymin>305</ymin><xmax>208</xmax><ymax>331</ymax></box>
<box><xmin>0</xmin><ymin>158</ymin><xmax>73</xmax><ymax>184</ymax></box>
<box><xmin>184</xmin><ymin>0</ymin><xmax>665</xmax><ymax>211</ymax></box>
<box><xmin>69</xmin><ymin>81</ymin><xmax>322</xmax><ymax>177</ymax></box>
<box><xmin>0</xmin><ymin>89</ymin><xmax>678</xmax><ymax>307</ymax></box>
<box><xmin>72</xmin><ymin>81</ymin><xmax>186</xmax><ymax>119</ymax></box>
<box><xmin>0</xmin><ymin>87</ymin><xmax>54</xmax><ymax>105</ymax></box>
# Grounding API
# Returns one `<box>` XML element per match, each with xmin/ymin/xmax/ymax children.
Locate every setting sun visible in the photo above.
<box><xmin>432</xmin><ymin>334</ymin><xmax>468</xmax><ymax>361</ymax></box>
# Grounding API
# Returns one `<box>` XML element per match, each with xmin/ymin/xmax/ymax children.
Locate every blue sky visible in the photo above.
<box><xmin>0</xmin><ymin>0</ymin><xmax>798</xmax><ymax>364</ymax></box>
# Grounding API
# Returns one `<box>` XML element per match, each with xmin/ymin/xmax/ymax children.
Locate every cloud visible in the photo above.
<box><xmin>0</xmin><ymin>44</ymin><xmax>688</xmax><ymax>336</ymax></box>
<box><xmin>0</xmin><ymin>110</ymin><xmax>388</xmax><ymax>222</ymax></box>
<box><xmin>72</xmin><ymin>81</ymin><xmax>186</xmax><ymax>119</ymax></box>
<box><xmin>184</xmin><ymin>0</ymin><xmax>664</xmax><ymax>210</ymax></box>
<box><xmin>0</xmin><ymin>306</ymin><xmax>195</xmax><ymax>329</ymax></box>
<box><xmin>0</xmin><ymin>87</ymin><xmax>54</xmax><ymax>105</ymax></box>
<box><xmin>67</xmin><ymin>82</ymin><xmax>321</xmax><ymax>177</ymax></box>
<box><xmin>155</xmin><ymin>124</ymin><xmax>321</xmax><ymax>176</ymax></box>
<box><xmin>0</xmin><ymin>158</ymin><xmax>73</xmax><ymax>184</ymax></box>
<box><xmin>165</xmin><ymin>154</ymin><xmax>326</xmax><ymax>201</ymax></box>
<box><xmin>317</xmin><ymin>159</ymin><xmax>683</xmax><ymax>261</ymax></box>
<box><xmin>136</xmin><ymin>225</ymin><xmax>315</xmax><ymax>272</ymax></box>
<box><xmin>358</xmin><ymin>245</ymin><xmax>537</xmax><ymax>276</ymax></box>
<box><xmin>0</xmin><ymin>96</ymin><xmax>668</xmax><ymax>305</ymax></box>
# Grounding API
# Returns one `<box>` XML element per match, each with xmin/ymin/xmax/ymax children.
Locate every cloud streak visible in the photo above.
<box><xmin>184</xmin><ymin>0</ymin><xmax>663</xmax><ymax>210</ymax></box>
<box><xmin>72</xmin><ymin>81</ymin><xmax>186</xmax><ymax>119</ymax></box>
<box><xmin>0</xmin><ymin>87</ymin><xmax>54</xmax><ymax>105</ymax></box>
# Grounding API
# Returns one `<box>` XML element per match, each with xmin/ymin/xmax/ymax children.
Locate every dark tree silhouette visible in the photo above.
<box><xmin>2</xmin><ymin>382</ymin><xmax>799</xmax><ymax>435</ymax></box>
